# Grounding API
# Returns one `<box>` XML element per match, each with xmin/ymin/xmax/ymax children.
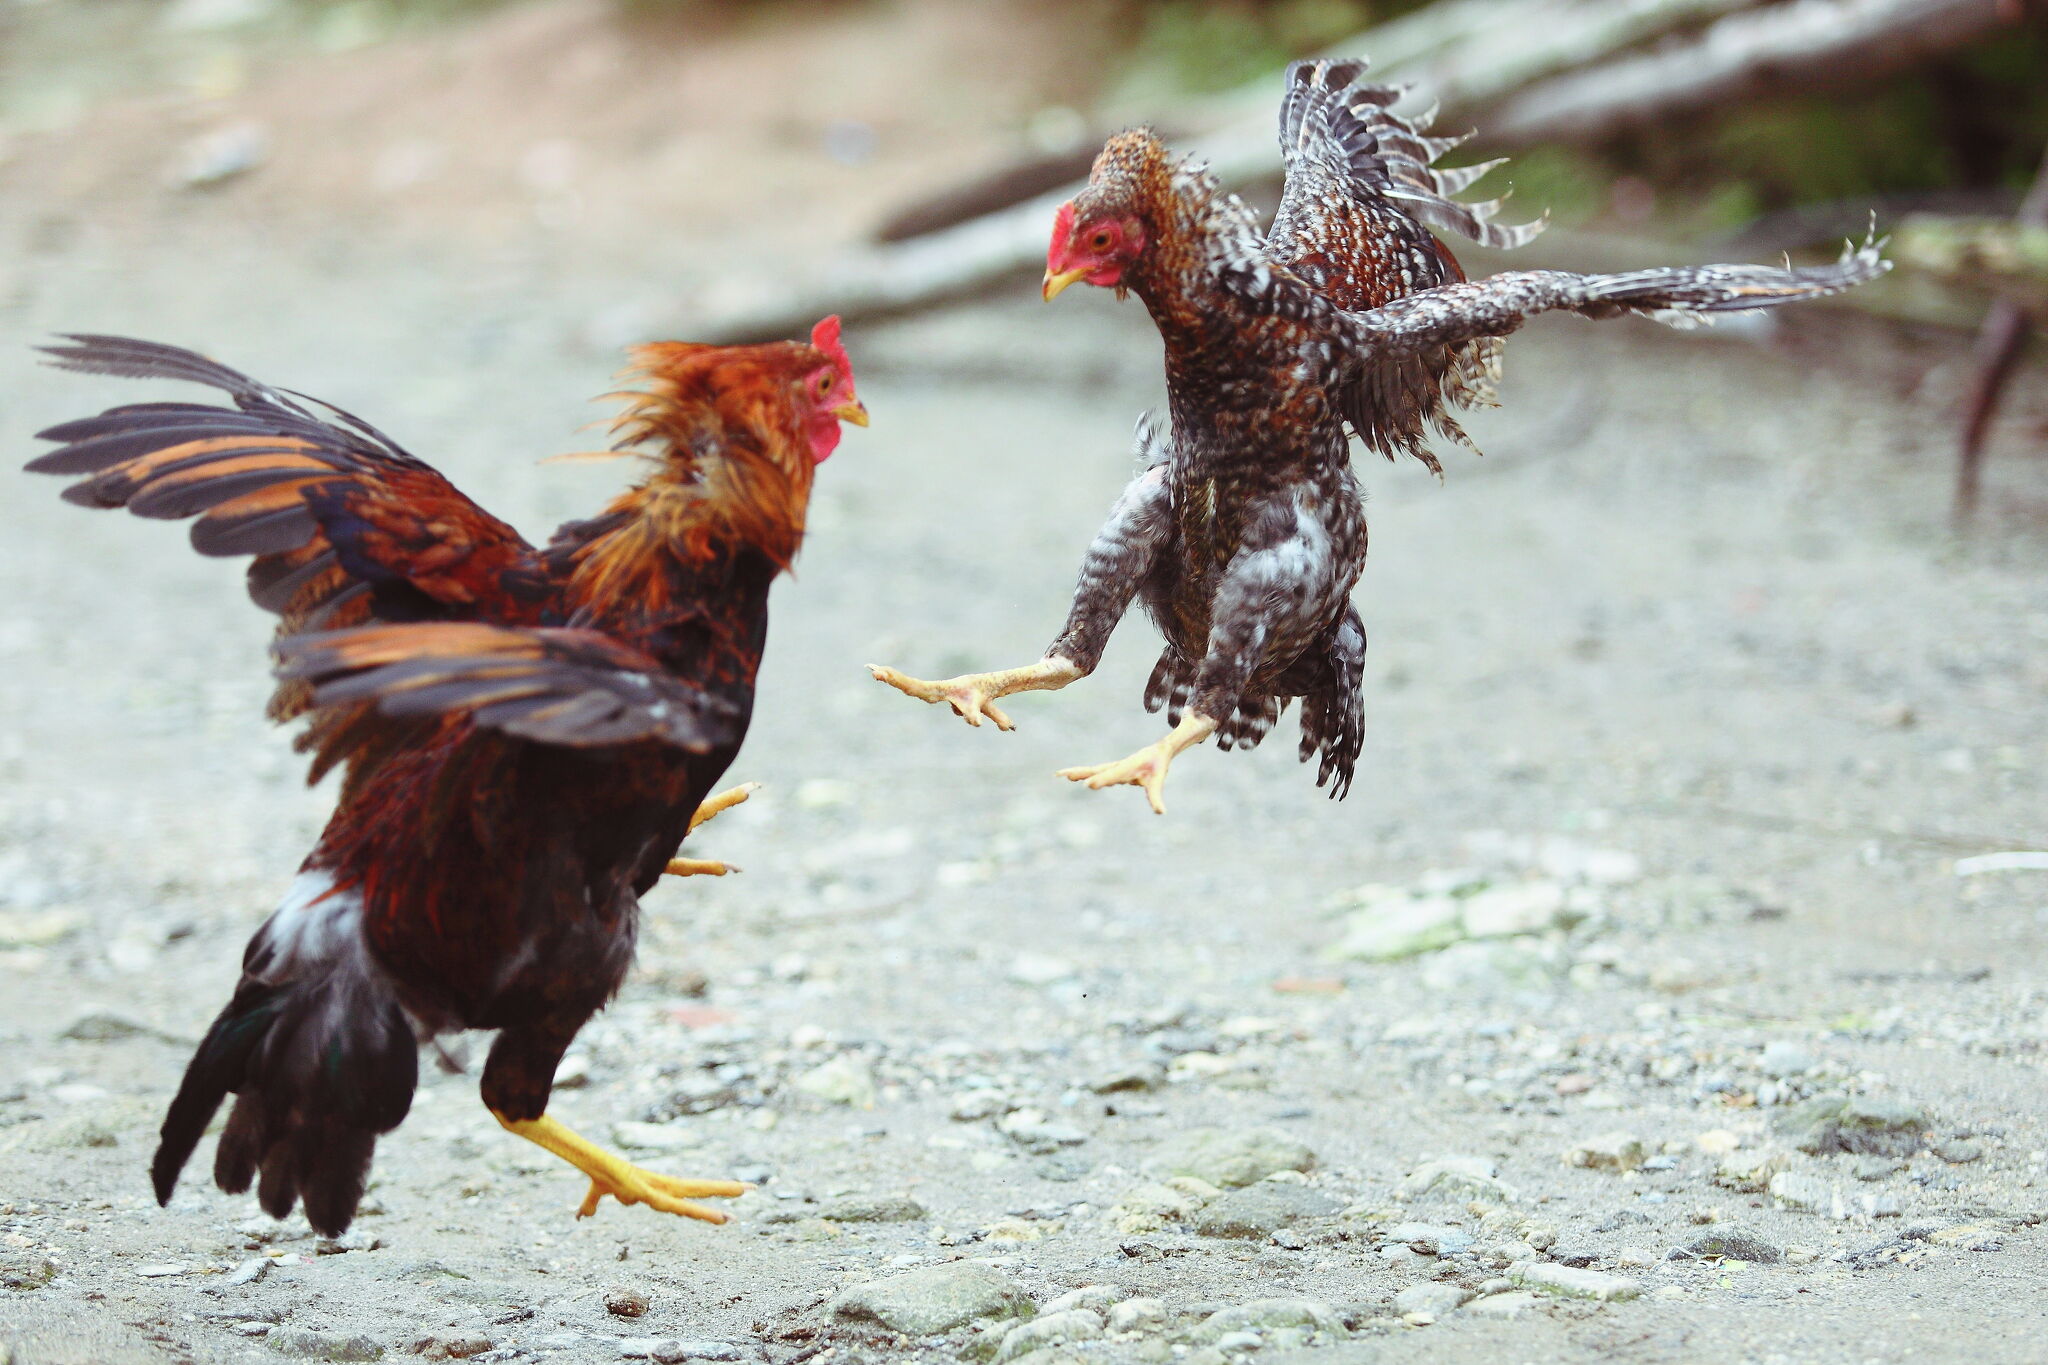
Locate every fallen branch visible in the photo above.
<box><xmin>1486</xmin><ymin>0</ymin><xmax>2019</xmax><ymax>143</ymax></box>
<box><xmin>674</xmin><ymin>0</ymin><xmax>2023</xmax><ymax>342</ymax></box>
<box><xmin>1955</xmin><ymin>851</ymin><xmax>2048</xmax><ymax>875</ymax></box>
<box><xmin>1944</xmin><ymin>142</ymin><xmax>2048</xmax><ymax>519</ymax></box>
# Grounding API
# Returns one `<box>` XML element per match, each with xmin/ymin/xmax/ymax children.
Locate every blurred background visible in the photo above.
<box><xmin>4</xmin><ymin>3</ymin><xmax>2048</xmax><ymax>1361</ymax></box>
<box><xmin>5</xmin><ymin>0</ymin><xmax>2047</xmax><ymax>504</ymax></box>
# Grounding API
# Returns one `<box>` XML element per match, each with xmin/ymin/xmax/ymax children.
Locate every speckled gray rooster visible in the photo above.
<box><xmin>874</xmin><ymin>58</ymin><xmax>1887</xmax><ymax>813</ymax></box>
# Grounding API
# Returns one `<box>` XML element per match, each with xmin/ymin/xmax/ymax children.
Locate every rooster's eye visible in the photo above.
<box><xmin>1091</xmin><ymin>231</ymin><xmax>1112</xmax><ymax>250</ymax></box>
<box><xmin>818</xmin><ymin>374</ymin><xmax>834</xmax><ymax>393</ymax></box>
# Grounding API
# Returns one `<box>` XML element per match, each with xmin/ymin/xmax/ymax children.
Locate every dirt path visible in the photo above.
<box><xmin>4</xmin><ymin>6</ymin><xmax>2048</xmax><ymax>1364</ymax></box>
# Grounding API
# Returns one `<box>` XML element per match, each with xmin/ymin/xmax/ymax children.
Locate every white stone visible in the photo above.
<box><xmin>1459</xmin><ymin>881</ymin><xmax>1569</xmax><ymax>938</ymax></box>
<box><xmin>794</xmin><ymin>1055</ymin><xmax>877</xmax><ymax>1108</ymax></box>
<box><xmin>1508</xmin><ymin>1263</ymin><xmax>1642</xmax><ymax>1301</ymax></box>
<box><xmin>1566</xmin><ymin>1132</ymin><xmax>1647</xmax><ymax>1171</ymax></box>
<box><xmin>1329</xmin><ymin>896</ymin><xmax>1463</xmax><ymax>961</ymax></box>
<box><xmin>611</xmin><ymin>1121</ymin><xmax>702</xmax><ymax>1153</ymax></box>
<box><xmin>1768</xmin><ymin>1170</ymin><xmax>1839</xmax><ymax>1216</ymax></box>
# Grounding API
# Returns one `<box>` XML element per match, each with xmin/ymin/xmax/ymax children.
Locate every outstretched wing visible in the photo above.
<box><xmin>1332</xmin><ymin>237</ymin><xmax>1892</xmax><ymax>361</ymax></box>
<box><xmin>275</xmin><ymin>622</ymin><xmax>739</xmax><ymax>753</ymax></box>
<box><xmin>27</xmin><ymin>335</ymin><xmax>547</xmax><ymax>736</ymax></box>
<box><xmin>1267</xmin><ymin>58</ymin><xmax>1545</xmax><ymax>475</ymax></box>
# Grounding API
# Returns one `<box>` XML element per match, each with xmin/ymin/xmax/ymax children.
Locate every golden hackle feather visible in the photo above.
<box><xmin>570</xmin><ymin>341</ymin><xmax>823</xmax><ymax>611</ymax></box>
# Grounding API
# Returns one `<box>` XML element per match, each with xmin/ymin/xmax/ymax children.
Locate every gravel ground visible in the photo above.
<box><xmin>5</xmin><ymin>11</ymin><xmax>2048</xmax><ymax>1365</ymax></box>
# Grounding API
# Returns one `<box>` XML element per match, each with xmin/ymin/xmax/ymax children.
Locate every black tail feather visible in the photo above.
<box><xmin>151</xmin><ymin>984</ymin><xmax>285</xmax><ymax>1208</ymax></box>
<box><xmin>213</xmin><ymin>1090</ymin><xmax>266</xmax><ymax>1195</ymax></box>
<box><xmin>300</xmin><ymin>1128</ymin><xmax>379</xmax><ymax>1235</ymax></box>
<box><xmin>153</xmin><ymin>950</ymin><xmax>417</xmax><ymax>1237</ymax></box>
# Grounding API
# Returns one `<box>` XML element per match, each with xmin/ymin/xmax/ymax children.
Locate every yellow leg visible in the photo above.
<box><xmin>494</xmin><ymin>1111</ymin><xmax>749</xmax><ymax>1223</ymax></box>
<box><xmin>868</xmin><ymin>655</ymin><xmax>1083</xmax><ymax>731</ymax></box>
<box><xmin>1056</xmin><ymin>711</ymin><xmax>1218</xmax><ymax>815</ymax></box>
<box><xmin>664</xmin><ymin>857</ymin><xmax>734</xmax><ymax>878</ymax></box>
<box><xmin>664</xmin><ymin>783</ymin><xmax>757</xmax><ymax>878</ymax></box>
<box><xmin>688</xmin><ymin>782</ymin><xmax>757</xmax><ymax>832</ymax></box>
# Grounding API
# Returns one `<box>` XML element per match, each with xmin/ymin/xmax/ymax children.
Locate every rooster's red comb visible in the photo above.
<box><xmin>809</xmin><ymin>316</ymin><xmax>852</xmax><ymax>383</ymax></box>
<box><xmin>1048</xmin><ymin>201</ymin><xmax>1076</xmax><ymax>270</ymax></box>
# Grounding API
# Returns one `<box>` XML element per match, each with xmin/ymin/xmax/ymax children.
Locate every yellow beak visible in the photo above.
<box><xmin>834</xmin><ymin>401</ymin><xmax>869</xmax><ymax>427</ymax></box>
<box><xmin>1042</xmin><ymin>267</ymin><xmax>1090</xmax><ymax>302</ymax></box>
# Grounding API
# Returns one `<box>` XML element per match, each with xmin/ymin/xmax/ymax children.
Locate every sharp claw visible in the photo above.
<box><xmin>645</xmin><ymin>1195</ymin><xmax>731</xmax><ymax>1224</ymax></box>
<box><xmin>874</xmin><ymin>659</ymin><xmax>1078</xmax><ymax>734</ymax></box>
<box><xmin>502</xmin><ymin>1111</ymin><xmax>745</xmax><ymax>1226</ymax></box>
<box><xmin>664</xmin><ymin>857</ymin><xmax>734</xmax><ymax>878</ymax></box>
<box><xmin>1058</xmin><ymin>746</ymin><xmax>1175</xmax><ymax>813</ymax></box>
<box><xmin>643</xmin><ymin>1175</ymin><xmax>754</xmax><ymax>1199</ymax></box>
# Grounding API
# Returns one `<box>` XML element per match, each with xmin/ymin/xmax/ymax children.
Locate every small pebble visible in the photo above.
<box><xmin>1768</xmin><ymin>1171</ymin><xmax>1837</xmax><ymax>1215</ymax></box>
<box><xmin>1043</xmin><ymin>1284</ymin><xmax>1122</xmax><ymax>1315</ymax></box>
<box><xmin>226</xmin><ymin>1257</ymin><xmax>270</xmax><ymax>1286</ymax></box>
<box><xmin>995</xmin><ymin>1308</ymin><xmax>1103</xmax><ymax>1362</ymax></box>
<box><xmin>265</xmin><ymin>1328</ymin><xmax>385</xmax><ymax>1361</ymax></box>
<box><xmin>1393</xmin><ymin>1282</ymin><xmax>1469</xmax><ymax>1317</ymax></box>
<box><xmin>1760</xmin><ymin>1041</ymin><xmax>1815</xmax><ymax>1077</ymax></box>
<box><xmin>1153</xmin><ymin>1128</ymin><xmax>1315</xmax><ymax>1188</ymax></box>
<box><xmin>1384</xmin><ymin>1222</ymin><xmax>1474</xmax><ymax>1256</ymax></box>
<box><xmin>832</xmin><ymin>1261</ymin><xmax>1035</xmax><ymax>1335</ymax></box>
<box><xmin>1508</xmin><ymin>1263</ymin><xmax>1643</xmax><ymax>1301</ymax></box>
<box><xmin>794</xmin><ymin>1055</ymin><xmax>877</xmax><ymax>1108</ymax></box>
<box><xmin>816</xmin><ymin>1194</ymin><xmax>926</xmax><ymax>1224</ymax></box>
<box><xmin>1109</xmin><ymin>1297</ymin><xmax>1166</xmax><ymax>1333</ymax></box>
<box><xmin>606</xmin><ymin>1287</ymin><xmax>651</xmax><ymax>1318</ymax></box>
<box><xmin>1089</xmin><ymin>1066</ymin><xmax>1164</xmax><ymax>1095</ymax></box>
<box><xmin>1685</xmin><ymin>1228</ymin><xmax>1782</xmax><ymax>1263</ymax></box>
<box><xmin>950</xmin><ymin>1092</ymin><xmax>1007</xmax><ymax>1122</ymax></box>
<box><xmin>1566</xmin><ymin>1132</ymin><xmax>1647</xmax><ymax>1172</ymax></box>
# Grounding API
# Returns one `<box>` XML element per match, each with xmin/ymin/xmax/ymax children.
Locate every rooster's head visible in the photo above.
<box><xmin>1043</xmin><ymin>132</ymin><xmax>1164</xmax><ymax>301</ymax></box>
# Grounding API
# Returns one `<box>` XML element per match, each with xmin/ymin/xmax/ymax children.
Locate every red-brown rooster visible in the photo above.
<box><xmin>873</xmin><ymin>57</ymin><xmax>1886</xmax><ymax>812</ymax></box>
<box><xmin>27</xmin><ymin>324</ymin><xmax>864</xmax><ymax>1235</ymax></box>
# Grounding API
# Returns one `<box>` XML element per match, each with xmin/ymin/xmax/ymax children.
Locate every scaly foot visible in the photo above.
<box><xmin>664</xmin><ymin>857</ymin><xmax>735</xmax><ymax>878</ymax></box>
<box><xmin>688</xmin><ymin>782</ymin><xmax>757</xmax><ymax>832</ymax></box>
<box><xmin>495</xmin><ymin>1112</ymin><xmax>749</xmax><ymax>1223</ymax></box>
<box><xmin>868</xmin><ymin>656</ymin><xmax>1083</xmax><ymax>731</ymax></box>
<box><xmin>665</xmin><ymin>783</ymin><xmax>757</xmax><ymax>878</ymax></box>
<box><xmin>1056</xmin><ymin>712</ymin><xmax>1218</xmax><ymax>815</ymax></box>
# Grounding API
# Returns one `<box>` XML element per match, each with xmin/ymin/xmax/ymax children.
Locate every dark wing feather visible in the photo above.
<box><xmin>1297</xmin><ymin>604</ymin><xmax>1365</xmax><ymax>801</ymax></box>
<box><xmin>1333</xmin><ymin>237</ymin><xmax>1892</xmax><ymax>361</ymax></box>
<box><xmin>28</xmin><ymin>335</ymin><xmax>549</xmax><ymax>749</ymax></box>
<box><xmin>1266</xmin><ymin>59</ymin><xmax>1544</xmax><ymax>475</ymax></box>
<box><xmin>275</xmin><ymin>622</ymin><xmax>740</xmax><ymax>753</ymax></box>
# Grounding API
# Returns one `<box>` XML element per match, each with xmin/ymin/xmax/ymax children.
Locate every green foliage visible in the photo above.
<box><xmin>1121</xmin><ymin>3</ymin><xmax>1295</xmax><ymax>96</ymax></box>
<box><xmin>1619</xmin><ymin>26</ymin><xmax>2048</xmax><ymax>224</ymax></box>
<box><xmin>1487</xmin><ymin>146</ymin><xmax>1607</xmax><ymax>230</ymax></box>
<box><xmin>1112</xmin><ymin>0</ymin><xmax>1406</xmax><ymax>98</ymax></box>
<box><xmin>1708</xmin><ymin>90</ymin><xmax>1953</xmax><ymax>205</ymax></box>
